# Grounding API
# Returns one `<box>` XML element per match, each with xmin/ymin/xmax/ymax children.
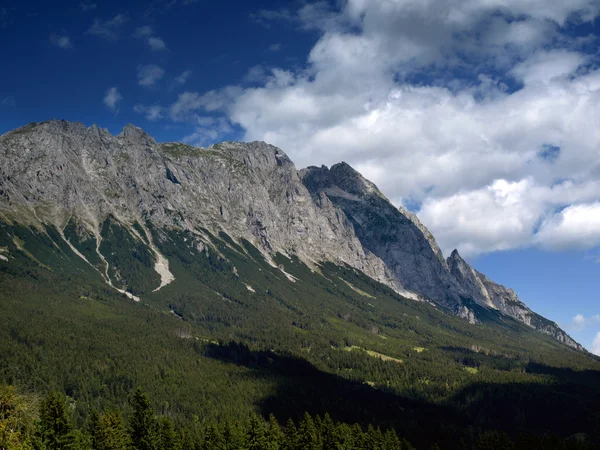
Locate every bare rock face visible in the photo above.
<box><xmin>0</xmin><ymin>120</ymin><xmax>581</xmax><ymax>349</ymax></box>
<box><xmin>447</xmin><ymin>250</ymin><xmax>584</xmax><ymax>351</ymax></box>
<box><xmin>299</xmin><ymin>163</ymin><xmax>471</xmax><ymax>319</ymax></box>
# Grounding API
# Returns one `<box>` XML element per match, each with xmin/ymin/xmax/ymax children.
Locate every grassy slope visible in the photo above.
<box><xmin>0</xmin><ymin>219</ymin><xmax>599</xmax><ymax>447</ymax></box>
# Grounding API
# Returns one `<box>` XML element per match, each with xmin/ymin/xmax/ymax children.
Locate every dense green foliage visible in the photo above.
<box><xmin>1</xmin><ymin>386</ymin><xmax>595</xmax><ymax>449</ymax></box>
<box><xmin>1</xmin><ymin>219</ymin><xmax>599</xmax><ymax>449</ymax></box>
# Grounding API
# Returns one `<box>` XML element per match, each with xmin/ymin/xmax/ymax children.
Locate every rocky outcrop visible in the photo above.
<box><xmin>0</xmin><ymin>120</ymin><xmax>582</xmax><ymax>350</ymax></box>
<box><xmin>299</xmin><ymin>164</ymin><xmax>471</xmax><ymax>319</ymax></box>
<box><xmin>447</xmin><ymin>249</ymin><xmax>584</xmax><ymax>351</ymax></box>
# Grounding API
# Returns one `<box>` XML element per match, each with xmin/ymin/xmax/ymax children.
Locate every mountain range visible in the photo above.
<box><xmin>0</xmin><ymin>119</ymin><xmax>581</xmax><ymax>350</ymax></box>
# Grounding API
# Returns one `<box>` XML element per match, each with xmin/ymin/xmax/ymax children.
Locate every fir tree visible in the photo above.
<box><xmin>382</xmin><ymin>429</ymin><xmax>401</xmax><ymax>450</ymax></box>
<box><xmin>129</xmin><ymin>387</ymin><xmax>158</xmax><ymax>450</ymax></box>
<box><xmin>95</xmin><ymin>410</ymin><xmax>130</xmax><ymax>450</ymax></box>
<box><xmin>364</xmin><ymin>424</ymin><xmax>384</xmax><ymax>450</ymax></box>
<box><xmin>265</xmin><ymin>414</ymin><xmax>284</xmax><ymax>450</ymax></box>
<box><xmin>297</xmin><ymin>412</ymin><xmax>322</xmax><ymax>450</ymax></box>
<box><xmin>246</xmin><ymin>413</ymin><xmax>267</xmax><ymax>450</ymax></box>
<box><xmin>38</xmin><ymin>390</ymin><xmax>74</xmax><ymax>450</ymax></box>
<box><xmin>202</xmin><ymin>423</ymin><xmax>225</xmax><ymax>450</ymax></box>
<box><xmin>158</xmin><ymin>416</ymin><xmax>180</xmax><ymax>450</ymax></box>
<box><xmin>222</xmin><ymin>421</ymin><xmax>245</xmax><ymax>450</ymax></box>
<box><xmin>351</xmin><ymin>423</ymin><xmax>364</xmax><ymax>450</ymax></box>
<box><xmin>282</xmin><ymin>419</ymin><xmax>298</xmax><ymax>450</ymax></box>
<box><xmin>320</xmin><ymin>413</ymin><xmax>336</xmax><ymax>449</ymax></box>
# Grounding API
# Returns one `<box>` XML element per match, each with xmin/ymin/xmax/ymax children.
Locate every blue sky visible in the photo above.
<box><xmin>1</xmin><ymin>0</ymin><xmax>600</xmax><ymax>353</ymax></box>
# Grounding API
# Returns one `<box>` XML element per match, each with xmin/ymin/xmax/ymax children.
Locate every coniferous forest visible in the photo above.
<box><xmin>1</xmin><ymin>220</ymin><xmax>599</xmax><ymax>449</ymax></box>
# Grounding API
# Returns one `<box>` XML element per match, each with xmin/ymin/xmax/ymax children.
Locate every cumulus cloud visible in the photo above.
<box><xmin>133</xmin><ymin>104</ymin><xmax>164</xmax><ymax>121</ymax></box>
<box><xmin>134</xmin><ymin>26</ymin><xmax>168</xmax><ymax>51</ymax></box>
<box><xmin>50</xmin><ymin>34</ymin><xmax>72</xmax><ymax>48</ymax></box>
<box><xmin>173</xmin><ymin>70</ymin><xmax>192</xmax><ymax>86</ymax></box>
<box><xmin>80</xmin><ymin>2</ymin><xmax>96</xmax><ymax>11</ymax></box>
<box><xmin>568</xmin><ymin>314</ymin><xmax>600</xmax><ymax>331</ymax></box>
<box><xmin>87</xmin><ymin>14</ymin><xmax>127</xmax><ymax>41</ymax></box>
<box><xmin>103</xmin><ymin>87</ymin><xmax>122</xmax><ymax>113</ymax></box>
<box><xmin>535</xmin><ymin>204</ymin><xmax>600</xmax><ymax>251</ymax></box>
<box><xmin>137</xmin><ymin>65</ymin><xmax>165</xmax><ymax>87</ymax></box>
<box><xmin>150</xmin><ymin>0</ymin><xmax>600</xmax><ymax>257</ymax></box>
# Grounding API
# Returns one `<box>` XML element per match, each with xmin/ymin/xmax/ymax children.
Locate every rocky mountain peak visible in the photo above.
<box><xmin>117</xmin><ymin>124</ymin><xmax>156</xmax><ymax>145</ymax></box>
<box><xmin>0</xmin><ymin>119</ymin><xmax>583</xmax><ymax>351</ymax></box>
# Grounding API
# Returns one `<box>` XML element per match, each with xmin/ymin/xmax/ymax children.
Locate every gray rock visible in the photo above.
<box><xmin>0</xmin><ymin>120</ymin><xmax>582</xmax><ymax>350</ymax></box>
<box><xmin>447</xmin><ymin>249</ymin><xmax>584</xmax><ymax>351</ymax></box>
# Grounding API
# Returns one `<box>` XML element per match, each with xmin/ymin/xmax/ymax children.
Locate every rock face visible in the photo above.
<box><xmin>299</xmin><ymin>164</ymin><xmax>472</xmax><ymax>320</ymax></box>
<box><xmin>0</xmin><ymin>120</ymin><xmax>582</xmax><ymax>350</ymax></box>
<box><xmin>447</xmin><ymin>250</ymin><xmax>584</xmax><ymax>350</ymax></box>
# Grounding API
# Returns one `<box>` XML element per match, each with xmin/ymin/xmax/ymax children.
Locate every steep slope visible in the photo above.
<box><xmin>0</xmin><ymin>120</ymin><xmax>580</xmax><ymax>349</ymax></box>
<box><xmin>299</xmin><ymin>164</ymin><xmax>473</xmax><ymax>321</ymax></box>
<box><xmin>0</xmin><ymin>120</ymin><xmax>394</xmax><ymax>293</ymax></box>
<box><xmin>447</xmin><ymin>249</ymin><xmax>583</xmax><ymax>350</ymax></box>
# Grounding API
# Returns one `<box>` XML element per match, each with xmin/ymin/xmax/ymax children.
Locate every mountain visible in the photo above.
<box><xmin>2</xmin><ymin>120</ymin><xmax>600</xmax><ymax>448</ymax></box>
<box><xmin>0</xmin><ymin>120</ymin><xmax>581</xmax><ymax>350</ymax></box>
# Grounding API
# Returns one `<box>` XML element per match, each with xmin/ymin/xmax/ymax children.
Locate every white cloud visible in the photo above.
<box><xmin>148</xmin><ymin>37</ymin><xmax>167</xmax><ymax>51</ymax></box>
<box><xmin>134</xmin><ymin>26</ymin><xmax>168</xmax><ymax>51</ymax></box>
<box><xmin>173</xmin><ymin>70</ymin><xmax>192</xmax><ymax>87</ymax></box>
<box><xmin>568</xmin><ymin>314</ymin><xmax>600</xmax><ymax>331</ymax></box>
<box><xmin>50</xmin><ymin>34</ymin><xmax>72</xmax><ymax>49</ymax></box>
<box><xmin>268</xmin><ymin>43</ymin><xmax>282</xmax><ymax>52</ymax></box>
<box><xmin>87</xmin><ymin>14</ymin><xmax>127</xmax><ymax>41</ymax></box>
<box><xmin>535</xmin><ymin>203</ymin><xmax>600</xmax><ymax>251</ymax></box>
<box><xmin>134</xmin><ymin>26</ymin><xmax>153</xmax><ymax>38</ymax></box>
<box><xmin>151</xmin><ymin>0</ymin><xmax>600</xmax><ymax>257</ymax></box>
<box><xmin>592</xmin><ymin>332</ymin><xmax>600</xmax><ymax>356</ymax></box>
<box><xmin>182</xmin><ymin>117</ymin><xmax>234</xmax><ymax>146</ymax></box>
<box><xmin>80</xmin><ymin>2</ymin><xmax>97</xmax><ymax>11</ymax></box>
<box><xmin>133</xmin><ymin>104</ymin><xmax>164</xmax><ymax>121</ymax></box>
<box><xmin>170</xmin><ymin>87</ymin><xmax>243</xmax><ymax>121</ymax></box>
<box><xmin>511</xmin><ymin>50</ymin><xmax>587</xmax><ymax>85</ymax></box>
<box><xmin>103</xmin><ymin>87</ymin><xmax>122</xmax><ymax>113</ymax></box>
<box><xmin>137</xmin><ymin>65</ymin><xmax>165</xmax><ymax>87</ymax></box>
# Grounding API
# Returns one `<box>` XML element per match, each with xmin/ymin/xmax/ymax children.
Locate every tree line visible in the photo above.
<box><xmin>1</xmin><ymin>385</ymin><xmax>595</xmax><ymax>450</ymax></box>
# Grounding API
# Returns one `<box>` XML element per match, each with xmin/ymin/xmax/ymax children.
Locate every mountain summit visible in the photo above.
<box><xmin>0</xmin><ymin>120</ymin><xmax>581</xmax><ymax>350</ymax></box>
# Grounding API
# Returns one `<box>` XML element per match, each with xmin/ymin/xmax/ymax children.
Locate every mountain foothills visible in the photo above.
<box><xmin>0</xmin><ymin>120</ymin><xmax>599</xmax><ymax>449</ymax></box>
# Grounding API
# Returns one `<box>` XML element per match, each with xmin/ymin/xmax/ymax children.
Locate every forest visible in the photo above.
<box><xmin>0</xmin><ymin>218</ymin><xmax>599</xmax><ymax>449</ymax></box>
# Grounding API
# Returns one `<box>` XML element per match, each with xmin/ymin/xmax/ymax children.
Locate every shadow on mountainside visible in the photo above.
<box><xmin>203</xmin><ymin>341</ymin><xmax>600</xmax><ymax>449</ymax></box>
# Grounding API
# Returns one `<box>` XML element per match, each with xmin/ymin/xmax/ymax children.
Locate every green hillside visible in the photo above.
<box><xmin>0</xmin><ymin>219</ymin><xmax>599</xmax><ymax>449</ymax></box>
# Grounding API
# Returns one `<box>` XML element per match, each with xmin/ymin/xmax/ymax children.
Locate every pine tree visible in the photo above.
<box><xmin>297</xmin><ymin>412</ymin><xmax>322</xmax><ymax>450</ymax></box>
<box><xmin>38</xmin><ymin>390</ymin><xmax>74</xmax><ymax>450</ymax></box>
<box><xmin>95</xmin><ymin>410</ymin><xmax>130</xmax><ymax>450</ymax></box>
<box><xmin>320</xmin><ymin>414</ymin><xmax>336</xmax><ymax>449</ymax></box>
<box><xmin>351</xmin><ymin>423</ymin><xmax>364</xmax><ymax>450</ymax></box>
<box><xmin>382</xmin><ymin>429</ymin><xmax>401</xmax><ymax>450</ymax></box>
<box><xmin>202</xmin><ymin>423</ymin><xmax>225</xmax><ymax>450</ymax></box>
<box><xmin>129</xmin><ymin>387</ymin><xmax>159</xmax><ymax>450</ymax></box>
<box><xmin>222</xmin><ymin>421</ymin><xmax>245</xmax><ymax>450</ymax></box>
<box><xmin>89</xmin><ymin>410</ymin><xmax>101</xmax><ymax>450</ymax></box>
<box><xmin>158</xmin><ymin>416</ymin><xmax>180</xmax><ymax>450</ymax></box>
<box><xmin>335</xmin><ymin>423</ymin><xmax>355</xmax><ymax>450</ymax></box>
<box><xmin>246</xmin><ymin>413</ymin><xmax>267</xmax><ymax>450</ymax></box>
<box><xmin>282</xmin><ymin>419</ymin><xmax>298</xmax><ymax>450</ymax></box>
<box><xmin>0</xmin><ymin>385</ymin><xmax>36</xmax><ymax>450</ymax></box>
<box><xmin>265</xmin><ymin>414</ymin><xmax>284</xmax><ymax>450</ymax></box>
<box><xmin>363</xmin><ymin>424</ymin><xmax>384</xmax><ymax>450</ymax></box>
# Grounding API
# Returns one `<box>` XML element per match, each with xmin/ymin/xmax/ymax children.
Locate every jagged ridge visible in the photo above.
<box><xmin>0</xmin><ymin>120</ymin><xmax>583</xmax><ymax>350</ymax></box>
